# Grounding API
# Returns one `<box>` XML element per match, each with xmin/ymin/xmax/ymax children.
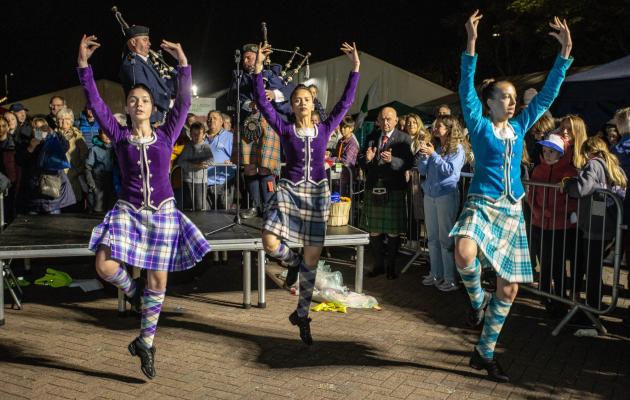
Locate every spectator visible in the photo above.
<box><xmin>605</xmin><ymin>119</ymin><xmax>620</xmax><ymax>147</ymax></box>
<box><xmin>15</xmin><ymin>117</ymin><xmax>76</xmax><ymax>214</ymax></box>
<box><xmin>559</xmin><ymin>114</ymin><xmax>588</xmax><ymax>170</ymax></box>
<box><xmin>308</xmin><ymin>84</ymin><xmax>328</xmax><ymax>120</ymax></box>
<box><xmin>221</xmin><ymin>112</ymin><xmax>232</xmax><ymax>132</ymax></box>
<box><xmin>435</xmin><ymin>104</ymin><xmax>452</xmax><ymax>117</ymax></box>
<box><xmin>4</xmin><ymin>111</ymin><xmax>18</xmax><ymax>139</ymax></box>
<box><xmin>328</xmin><ymin>115</ymin><xmax>359</xmax><ymax>196</ymax></box>
<box><xmin>528</xmin><ymin>133</ymin><xmax>577</xmax><ymax>315</ymax></box>
<box><xmin>46</xmin><ymin>95</ymin><xmax>66</xmax><ymax>130</ymax></box>
<box><xmin>406</xmin><ymin>113</ymin><xmax>431</xmax><ymax>157</ymax></box>
<box><xmin>311</xmin><ymin>110</ymin><xmax>321</xmax><ymax>125</ymax></box>
<box><xmin>9</xmin><ymin>103</ymin><xmax>32</xmax><ymax>144</ymax></box>
<box><xmin>398</xmin><ymin>114</ymin><xmax>407</xmax><ymax>131</ymax></box>
<box><xmin>405</xmin><ymin>113</ymin><xmax>431</xmax><ymax>232</ymax></box>
<box><xmin>525</xmin><ymin>114</ymin><xmax>555</xmax><ymax>170</ymax></box>
<box><xmin>85</xmin><ymin>130</ymin><xmax>115</xmax><ymax>213</ymax></box>
<box><xmin>76</xmin><ymin>107</ymin><xmax>100</xmax><ymax>149</ymax></box>
<box><xmin>57</xmin><ymin>107</ymin><xmax>88</xmax><ymax>209</ymax></box>
<box><xmin>0</xmin><ymin>116</ymin><xmax>18</xmax><ymax>222</ymax></box>
<box><xmin>418</xmin><ymin>115</ymin><xmax>467</xmax><ymax>291</ymax></box>
<box><xmin>178</xmin><ymin>122</ymin><xmax>212</xmax><ymax>210</ymax></box>
<box><xmin>205</xmin><ymin>111</ymin><xmax>235</xmax><ymax>210</ymax></box>
<box><xmin>564</xmin><ymin>136</ymin><xmax>627</xmax><ymax>312</ymax></box>
<box><xmin>361</xmin><ymin>106</ymin><xmax>413</xmax><ymax>279</ymax></box>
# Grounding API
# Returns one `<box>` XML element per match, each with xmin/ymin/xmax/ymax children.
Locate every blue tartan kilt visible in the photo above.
<box><xmin>89</xmin><ymin>199</ymin><xmax>211</xmax><ymax>271</ymax></box>
<box><xmin>450</xmin><ymin>195</ymin><xmax>533</xmax><ymax>283</ymax></box>
<box><xmin>263</xmin><ymin>179</ymin><xmax>330</xmax><ymax>246</ymax></box>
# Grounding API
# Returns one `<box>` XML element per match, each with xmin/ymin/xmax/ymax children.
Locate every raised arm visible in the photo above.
<box><xmin>322</xmin><ymin>42</ymin><xmax>361</xmax><ymax>136</ymax></box>
<box><xmin>252</xmin><ymin>43</ymin><xmax>290</xmax><ymax>135</ymax></box>
<box><xmin>159</xmin><ymin>40</ymin><xmax>192</xmax><ymax>145</ymax></box>
<box><xmin>514</xmin><ymin>17</ymin><xmax>573</xmax><ymax>133</ymax></box>
<box><xmin>76</xmin><ymin>35</ymin><xmax>124</xmax><ymax>142</ymax></box>
<box><xmin>458</xmin><ymin>11</ymin><xmax>484</xmax><ymax>135</ymax></box>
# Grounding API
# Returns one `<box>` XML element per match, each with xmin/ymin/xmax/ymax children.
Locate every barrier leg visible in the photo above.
<box><xmin>401</xmin><ymin>248</ymin><xmax>425</xmax><ymax>274</ymax></box>
<box><xmin>243</xmin><ymin>251</ymin><xmax>251</xmax><ymax>309</ymax></box>
<box><xmin>552</xmin><ymin>305</ymin><xmax>579</xmax><ymax>336</ymax></box>
<box><xmin>355</xmin><ymin>245</ymin><xmax>364</xmax><ymax>293</ymax></box>
<box><xmin>0</xmin><ymin>261</ymin><xmax>5</xmax><ymax>325</ymax></box>
<box><xmin>258</xmin><ymin>249</ymin><xmax>266</xmax><ymax>308</ymax></box>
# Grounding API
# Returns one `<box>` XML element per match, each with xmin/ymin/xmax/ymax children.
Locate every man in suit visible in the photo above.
<box><xmin>230</xmin><ymin>43</ymin><xmax>295</xmax><ymax>219</ymax></box>
<box><xmin>119</xmin><ymin>25</ymin><xmax>177</xmax><ymax>124</ymax></box>
<box><xmin>360</xmin><ymin>107</ymin><xmax>413</xmax><ymax>279</ymax></box>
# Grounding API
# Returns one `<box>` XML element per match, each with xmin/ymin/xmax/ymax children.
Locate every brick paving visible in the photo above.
<box><xmin>1</xmin><ymin>252</ymin><xmax>630</xmax><ymax>400</ymax></box>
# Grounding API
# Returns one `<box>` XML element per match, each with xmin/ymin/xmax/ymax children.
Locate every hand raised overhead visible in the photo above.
<box><xmin>340</xmin><ymin>42</ymin><xmax>360</xmax><ymax>72</ymax></box>
<box><xmin>78</xmin><ymin>34</ymin><xmax>101</xmax><ymax>68</ymax></box>
<box><xmin>548</xmin><ymin>16</ymin><xmax>572</xmax><ymax>59</ymax></box>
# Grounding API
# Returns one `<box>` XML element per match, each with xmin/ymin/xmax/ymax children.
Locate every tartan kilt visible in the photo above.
<box><xmin>89</xmin><ymin>199</ymin><xmax>211</xmax><ymax>272</ymax></box>
<box><xmin>241</xmin><ymin>117</ymin><xmax>281</xmax><ymax>175</ymax></box>
<box><xmin>360</xmin><ymin>189</ymin><xmax>407</xmax><ymax>234</ymax></box>
<box><xmin>264</xmin><ymin>179</ymin><xmax>330</xmax><ymax>246</ymax></box>
<box><xmin>449</xmin><ymin>195</ymin><xmax>533</xmax><ymax>283</ymax></box>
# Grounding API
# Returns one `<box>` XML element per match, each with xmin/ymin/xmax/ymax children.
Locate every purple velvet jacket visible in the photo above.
<box><xmin>78</xmin><ymin>65</ymin><xmax>191</xmax><ymax>210</ymax></box>
<box><xmin>253</xmin><ymin>71</ymin><xmax>359</xmax><ymax>185</ymax></box>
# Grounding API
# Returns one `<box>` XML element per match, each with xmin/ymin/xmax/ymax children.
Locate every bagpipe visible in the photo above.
<box><xmin>111</xmin><ymin>6</ymin><xmax>176</xmax><ymax>81</ymax></box>
<box><xmin>242</xmin><ymin>22</ymin><xmax>311</xmax><ymax>142</ymax></box>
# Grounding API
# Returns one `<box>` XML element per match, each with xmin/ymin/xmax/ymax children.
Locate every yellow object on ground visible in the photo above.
<box><xmin>311</xmin><ymin>301</ymin><xmax>348</xmax><ymax>313</ymax></box>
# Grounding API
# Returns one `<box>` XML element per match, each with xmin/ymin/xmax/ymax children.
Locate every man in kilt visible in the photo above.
<box><xmin>360</xmin><ymin>107</ymin><xmax>413</xmax><ymax>280</ymax></box>
<box><xmin>252</xmin><ymin>41</ymin><xmax>360</xmax><ymax>345</ymax></box>
<box><xmin>231</xmin><ymin>43</ymin><xmax>295</xmax><ymax>219</ymax></box>
<box><xmin>451</xmin><ymin>10</ymin><xmax>573</xmax><ymax>383</ymax></box>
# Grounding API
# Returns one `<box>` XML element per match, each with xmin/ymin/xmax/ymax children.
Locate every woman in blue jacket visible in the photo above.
<box><xmin>451</xmin><ymin>10</ymin><xmax>573</xmax><ymax>382</ymax></box>
<box><xmin>418</xmin><ymin>115</ymin><xmax>468</xmax><ymax>291</ymax></box>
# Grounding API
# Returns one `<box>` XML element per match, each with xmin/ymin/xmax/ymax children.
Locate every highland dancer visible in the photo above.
<box><xmin>77</xmin><ymin>34</ymin><xmax>211</xmax><ymax>379</ymax></box>
<box><xmin>451</xmin><ymin>11</ymin><xmax>573</xmax><ymax>382</ymax></box>
<box><xmin>253</xmin><ymin>41</ymin><xmax>360</xmax><ymax>345</ymax></box>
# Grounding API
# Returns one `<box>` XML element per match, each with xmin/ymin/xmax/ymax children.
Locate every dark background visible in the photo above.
<box><xmin>2</xmin><ymin>0</ymin><xmax>629</xmax><ymax>102</ymax></box>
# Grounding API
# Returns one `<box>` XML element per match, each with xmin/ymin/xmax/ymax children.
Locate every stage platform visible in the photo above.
<box><xmin>0</xmin><ymin>211</ymin><xmax>369</xmax><ymax>325</ymax></box>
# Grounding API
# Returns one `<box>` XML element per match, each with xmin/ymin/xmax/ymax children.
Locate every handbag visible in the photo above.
<box><xmin>39</xmin><ymin>173</ymin><xmax>62</xmax><ymax>199</ymax></box>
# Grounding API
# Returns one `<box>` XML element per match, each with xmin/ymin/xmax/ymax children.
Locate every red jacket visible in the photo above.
<box><xmin>528</xmin><ymin>151</ymin><xmax>578</xmax><ymax>230</ymax></box>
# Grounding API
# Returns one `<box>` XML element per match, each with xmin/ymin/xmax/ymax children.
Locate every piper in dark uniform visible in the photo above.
<box><xmin>119</xmin><ymin>25</ymin><xmax>177</xmax><ymax>124</ymax></box>
<box><xmin>230</xmin><ymin>43</ymin><xmax>296</xmax><ymax>221</ymax></box>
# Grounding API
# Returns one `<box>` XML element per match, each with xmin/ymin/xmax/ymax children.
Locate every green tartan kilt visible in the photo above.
<box><xmin>360</xmin><ymin>189</ymin><xmax>407</xmax><ymax>234</ymax></box>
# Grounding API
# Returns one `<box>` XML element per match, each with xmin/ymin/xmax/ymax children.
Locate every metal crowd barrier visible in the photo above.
<box><xmin>399</xmin><ymin>167</ymin><xmax>624</xmax><ymax>335</ymax></box>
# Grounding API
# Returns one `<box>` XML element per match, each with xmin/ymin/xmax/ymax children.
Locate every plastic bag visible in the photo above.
<box><xmin>311</xmin><ymin>261</ymin><xmax>379</xmax><ymax>309</ymax></box>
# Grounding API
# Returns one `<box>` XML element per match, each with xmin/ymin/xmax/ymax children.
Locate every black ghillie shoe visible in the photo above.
<box><xmin>126</xmin><ymin>277</ymin><xmax>145</xmax><ymax>314</ymax></box>
<box><xmin>469</xmin><ymin>347</ymin><xmax>510</xmax><ymax>383</ymax></box>
<box><xmin>289</xmin><ymin>310</ymin><xmax>313</xmax><ymax>345</ymax></box>
<box><xmin>467</xmin><ymin>290</ymin><xmax>491</xmax><ymax>328</ymax></box>
<box><xmin>128</xmin><ymin>337</ymin><xmax>156</xmax><ymax>379</ymax></box>
<box><xmin>283</xmin><ymin>265</ymin><xmax>299</xmax><ymax>289</ymax></box>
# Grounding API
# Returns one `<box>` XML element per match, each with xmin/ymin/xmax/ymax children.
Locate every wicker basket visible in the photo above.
<box><xmin>328</xmin><ymin>200</ymin><xmax>351</xmax><ymax>226</ymax></box>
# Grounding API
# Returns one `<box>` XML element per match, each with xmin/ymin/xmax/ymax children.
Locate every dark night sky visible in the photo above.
<box><xmin>2</xmin><ymin>1</ymin><xmax>465</xmax><ymax>102</ymax></box>
<box><xmin>2</xmin><ymin>1</ymin><xmax>626</xmax><ymax>103</ymax></box>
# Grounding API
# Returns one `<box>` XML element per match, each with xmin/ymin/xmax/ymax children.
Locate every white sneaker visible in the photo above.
<box><xmin>422</xmin><ymin>274</ymin><xmax>438</xmax><ymax>286</ymax></box>
<box><xmin>437</xmin><ymin>280</ymin><xmax>460</xmax><ymax>292</ymax></box>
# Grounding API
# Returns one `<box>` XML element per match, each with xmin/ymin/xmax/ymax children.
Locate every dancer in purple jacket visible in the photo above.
<box><xmin>77</xmin><ymin>34</ymin><xmax>211</xmax><ymax>379</ymax></box>
<box><xmin>252</xmin><ymin>42</ymin><xmax>360</xmax><ymax>345</ymax></box>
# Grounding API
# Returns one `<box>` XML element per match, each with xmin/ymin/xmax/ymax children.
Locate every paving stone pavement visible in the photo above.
<box><xmin>1</xmin><ymin>252</ymin><xmax>630</xmax><ymax>400</ymax></box>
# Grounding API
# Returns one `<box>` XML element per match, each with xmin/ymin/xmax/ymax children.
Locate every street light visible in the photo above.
<box><xmin>191</xmin><ymin>84</ymin><xmax>198</xmax><ymax>98</ymax></box>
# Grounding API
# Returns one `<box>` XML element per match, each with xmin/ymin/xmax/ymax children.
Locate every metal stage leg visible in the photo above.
<box><xmin>243</xmin><ymin>251</ymin><xmax>251</xmax><ymax>309</ymax></box>
<box><xmin>258</xmin><ymin>249</ymin><xmax>266</xmax><ymax>308</ymax></box>
<box><xmin>401</xmin><ymin>248</ymin><xmax>424</xmax><ymax>274</ymax></box>
<box><xmin>0</xmin><ymin>260</ymin><xmax>5</xmax><ymax>326</ymax></box>
<box><xmin>355</xmin><ymin>245</ymin><xmax>364</xmax><ymax>294</ymax></box>
<box><xmin>117</xmin><ymin>288</ymin><xmax>126</xmax><ymax>315</ymax></box>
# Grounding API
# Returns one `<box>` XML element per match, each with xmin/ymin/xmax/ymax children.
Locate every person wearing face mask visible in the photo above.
<box><xmin>252</xmin><ymin>41</ymin><xmax>360</xmax><ymax>346</ymax></box>
<box><xmin>78</xmin><ymin>34</ymin><xmax>210</xmax><ymax>379</ymax></box>
<box><xmin>360</xmin><ymin>106</ymin><xmax>413</xmax><ymax>280</ymax></box>
<box><xmin>450</xmin><ymin>10</ymin><xmax>573</xmax><ymax>382</ymax></box>
<box><xmin>85</xmin><ymin>129</ymin><xmax>115</xmax><ymax>213</ymax></box>
<box><xmin>15</xmin><ymin>117</ymin><xmax>76</xmax><ymax>215</ymax></box>
<box><xmin>119</xmin><ymin>25</ymin><xmax>177</xmax><ymax>124</ymax></box>
<box><xmin>232</xmin><ymin>43</ymin><xmax>297</xmax><ymax>219</ymax></box>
